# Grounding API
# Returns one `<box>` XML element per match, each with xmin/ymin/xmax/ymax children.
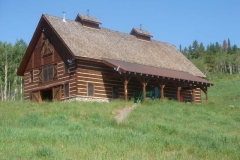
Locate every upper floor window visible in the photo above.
<box><xmin>43</xmin><ymin>65</ymin><xmax>53</xmax><ymax>82</ymax></box>
<box><xmin>39</xmin><ymin>64</ymin><xmax>57</xmax><ymax>83</ymax></box>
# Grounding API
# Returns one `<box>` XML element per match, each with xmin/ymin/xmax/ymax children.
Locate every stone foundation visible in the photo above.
<box><xmin>64</xmin><ymin>96</ymin><xmax>110</xmax><ymax>102</ymax></box>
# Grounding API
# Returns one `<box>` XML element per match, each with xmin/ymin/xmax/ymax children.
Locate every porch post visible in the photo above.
<box><xmin>124</xmin><ymin>75</ymin><xmax>128</xmax><ymax>102</ymax></box>
<box><xmin>177</xmin><ymin>87</ymin><xmax>181</xmax><ymax>102</ymax></box>
<box><xmin>160</xmin><ymin>85</ymin><xmax>165</xmax><ymax>100</ymax></box>
<box><xmin>142</xmin><ymin>77</ymin><xmax>146</xmax><ymax>102</ymax></box>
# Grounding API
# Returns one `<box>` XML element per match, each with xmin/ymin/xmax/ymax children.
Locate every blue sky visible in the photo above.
<box><xmin>0</xmin><ymin>0</ymin><xmax>240</xmax><ymax>49</ymax></box>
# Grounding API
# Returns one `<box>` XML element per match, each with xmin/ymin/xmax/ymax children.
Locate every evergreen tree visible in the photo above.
<box><xmin>179</xmin><ymin>44</ymin><xmax>182</xmax><ymax>52</ymax></box>
<box><xmin>232</xmin><ymin>44</ymin><xmax>238</xmax><ymax>54</ymax></box>
<box><xmin>191</xmin><ymin>40</ymin><xmax>200</xmax><ymax>59</ymax></box>
<box><xmin>199</xmin><ymin>42</ymin><xmax>205</xmax><ymax>56</ymax></box>
<box><xmin>204</xmin><ymin>50</ymin><xmax>216</xmax><ymax>73</ymax></box>
<box><xmin>215</xmin><ymin>42</ymin><xmax>221</xmax><ymax>52</ymax></box>
<box><xmin>227</xmin><ymin>38</ymin><xmax>232</xmax><ymax>54</ymax></box>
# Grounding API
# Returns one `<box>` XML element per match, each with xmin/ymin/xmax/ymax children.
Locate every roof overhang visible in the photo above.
<box><xmin>102</xmin><ymin>58</ymin><xmax>213</xmax><ymax>86</ymax></box>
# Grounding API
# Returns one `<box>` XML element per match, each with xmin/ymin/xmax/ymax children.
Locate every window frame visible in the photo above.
<box><xmin>42</xmin><ymin>64</ymin><xmax>54</xmax><ymax>83</ymax></box>
<box><xmin>87</xmin><ymin>83</ymin><xmax>94</xmax><ymax>96</ymax></box>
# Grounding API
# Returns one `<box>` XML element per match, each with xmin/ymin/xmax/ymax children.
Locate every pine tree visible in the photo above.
<box><xmin>227</xmin><ymin>38</ymin><xmax>232</xmax><ymax>54</ymax></box>
<box><xmin>204</xmin><ymin>50</ymin><xmax>216</xmax><ymax>73</ymax></box>
<box><xmin>199</xmin><ymin>42</ymin><xmax>205</xmax><ymax>56</ymax></box>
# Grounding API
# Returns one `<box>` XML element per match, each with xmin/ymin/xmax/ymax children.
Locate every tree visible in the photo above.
<box><xmin>179</xmin><ymin>44</ymin><xmax>182</xmax><ymax>52</ymax></box>
<box><xmin>215</xmin><ymin>42</ymin><xmax>221</xmax><ymax>52</ymax></box>
<box><xmin>190</xmin><ymin>40</ymin><xmax>200</xmax><ymax>59</ymax></box>
<box><xmin>222</xmin><ymin>40</ymin><xmax>227</xmax><ymax>52</ymax></box>
<box><xmin>0</xmin><ymin>39</ymin><xmax>27</xmax><ymax>101</ymax></box>
<box><xmin>232</xmin><ymin>44</ymin><xmax>238</xmax><ymax>54</ymax></box>
<box><xmin>227</xmin><ymin>38</ymin><xmax>232</xmax><ymax>54</ymax></box>
<box><xmin>204</xmin><ymin>50</ymin><xmax>216</xmax><ymax>73</ymax></box>
<box><xmin>199</xmin><ymin>42</ymin><xmax>205</xmax><ymax>56</ymax></box>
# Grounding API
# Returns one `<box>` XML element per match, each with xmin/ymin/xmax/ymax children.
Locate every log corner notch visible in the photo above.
<box><xmin>190</xmin><ymin>83</ymin><xmax>210</xmax><ymax>103</ymax></box>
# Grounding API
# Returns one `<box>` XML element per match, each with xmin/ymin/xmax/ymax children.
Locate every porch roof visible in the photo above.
<box><xmin>102</xmin><ymin>58</ymin><xmax>213</xmax><ymax>86</ymax></box>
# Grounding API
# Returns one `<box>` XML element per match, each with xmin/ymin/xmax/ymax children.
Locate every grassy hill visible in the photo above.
<box><xmin>0</xmin><ymin>75</ymin><xmax>240</xmax><ymax>159</ymax></box>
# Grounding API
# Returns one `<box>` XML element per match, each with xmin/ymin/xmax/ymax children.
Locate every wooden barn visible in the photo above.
<box><xmin>17</xmin><ymin>13</ymin><xmax>213</xmax><ymax>103</ymax></box>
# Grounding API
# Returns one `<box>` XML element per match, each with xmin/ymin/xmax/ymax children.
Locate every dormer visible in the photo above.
<box><xmin>130</xmin><ymin>28</ymin><xmax>153</xmax><ymax>41</ymax></box>
<box><xmin>75</xmin><ymin>14</ymin><xmax>102</xmax><ymax>29</ymax></box>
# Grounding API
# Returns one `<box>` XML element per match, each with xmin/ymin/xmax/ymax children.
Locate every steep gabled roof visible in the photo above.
<box><xmin>44</xmin><ymin>14</ymin><xmax>205</xmax><ymax>77</ymax></box>
<box><xmin>18</xmin><ymin>14</ymin><xmax>206</xmax><ymax>78</ymax></box>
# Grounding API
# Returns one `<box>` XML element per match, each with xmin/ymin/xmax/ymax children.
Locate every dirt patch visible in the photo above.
<box><xmin>114</xmin><ymin>104</ymin><xmax>137</xmax><ymax>123</ymax></box>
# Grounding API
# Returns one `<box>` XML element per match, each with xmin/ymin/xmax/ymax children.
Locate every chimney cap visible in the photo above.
<box><xmin>62</xmin><ymin>11</ymin><xmax>66</xmax><ymax>22</ymax></box>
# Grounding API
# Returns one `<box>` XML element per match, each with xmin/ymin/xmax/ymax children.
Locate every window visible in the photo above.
<box><xmin>64</xmin><ymin>83</ymin><xmax>69</xmax><ymax>98</ymax></box>
<box><xmin>88</xmin><ymin>83</ymin><xmax>94</xmax><ymax>96</ymax></box>
<box><xmin>112</xmin><ymin>86</ymin><xmax>119</xmax><ymax>98</ymax></box>
<box><xmin>29</xmin><ymin>71</ymin><xmax>33</xmax><ymax>82</ymax></box>
<box><xmin>39</xmin><ymin>64</ymin><xmax>57</xmax><ymax>83</ymax></box>
<box><xmin>64</xmin><ymin>63</ymin><xmax>69</xmax><ymax>73</ymax></box>
<box><xmin>43</xmin><ymin>65</ymin><xmax>53</xmax><ymax>82</ymax></box>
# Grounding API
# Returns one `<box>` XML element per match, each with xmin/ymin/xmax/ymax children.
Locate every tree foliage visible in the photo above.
<box><xmin>180</xmin><ymin>38</ymin><xmax>240</xmax><ymax>77</ymax></box>
<box><xmin>0</xmin><ymin>39</ymin><xmax>27</xmax><ymax>101</ymax></box>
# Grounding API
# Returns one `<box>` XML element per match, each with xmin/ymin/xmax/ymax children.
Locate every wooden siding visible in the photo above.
<box><xmin>75</xmin><ymin>59</ymin><xmax>202</xmax><ymax>102</ymax></box>
<box><xmin>23</xmin><ymin>21</ymin><xmax>76</xmax><ymax>101</ymax></box>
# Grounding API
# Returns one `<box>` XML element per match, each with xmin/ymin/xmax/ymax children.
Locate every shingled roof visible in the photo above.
<box><xmin>18</xmin><ymin>14</ymin><xmax>206</xmax><ymax>78</ymax></box>
<box><xmin>43</xmin><ymin>14</ymin><xmax>205</xmax><ymax>77</ymax></box>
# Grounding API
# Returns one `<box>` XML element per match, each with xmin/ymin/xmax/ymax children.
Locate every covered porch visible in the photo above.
<box><xmin>103</xmin><ymin>58</ymin><xmax>213</xmax><ymax>103</ymax></box>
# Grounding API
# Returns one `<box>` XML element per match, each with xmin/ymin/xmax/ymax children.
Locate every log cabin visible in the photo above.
<box><xmin>17</xmin><ymin>13</ymin><xmax>213</xmax><ymax>103</ymax></box>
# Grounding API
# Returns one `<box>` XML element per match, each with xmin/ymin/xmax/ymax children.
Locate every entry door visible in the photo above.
<box><xmin>32</xmin><ymin>91</ymin><xmax>42</xmax><ymax>102</ymax></box>
<box><xmin>53</xmin><ymin>86</ymin><xmax>62</xmax><ymax>101</ymax></box>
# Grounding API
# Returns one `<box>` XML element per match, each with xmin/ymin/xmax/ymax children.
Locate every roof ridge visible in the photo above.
<box><xmin>44</xmin><ymin>14</ymin><xmax>171</xmax><ymax>45</ymax></box>
<box><xmin>42</xmin><ymin>13</ymin><xmax>206</xmax><ymax>77</ymax></box>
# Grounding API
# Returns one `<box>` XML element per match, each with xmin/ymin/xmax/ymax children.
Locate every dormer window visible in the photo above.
<box><xmin>130</xmin><ymin>28</ymin><xmax>153</xmax><ymax>41</ymax></box>
<box><xmin>75</xmin><ymin>14</ymin><xmax>102</xmax><ymax>29</ymax></box>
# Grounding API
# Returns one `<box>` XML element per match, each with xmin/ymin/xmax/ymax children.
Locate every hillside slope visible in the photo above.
<box><xmin>0</xmin><ymin>76</ymin><xmax>240</xmax><ymax>159</ymax></box>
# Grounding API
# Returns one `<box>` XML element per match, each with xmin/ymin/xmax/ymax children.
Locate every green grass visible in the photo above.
<box><xmin>0</xmin><ymin>76</ymin><xmax>240</xmax><ymax>159</ymax></box>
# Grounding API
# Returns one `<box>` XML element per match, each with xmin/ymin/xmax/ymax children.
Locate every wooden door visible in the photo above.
<box><xmin>32</xmin><ymin>91</ymin><xmax>42</xmax><ymax>102</ymax></box>
<box><xmin>53</xmin><ymin>86</ymin><xmax>62</xmax><ymax>101</ymax></box>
